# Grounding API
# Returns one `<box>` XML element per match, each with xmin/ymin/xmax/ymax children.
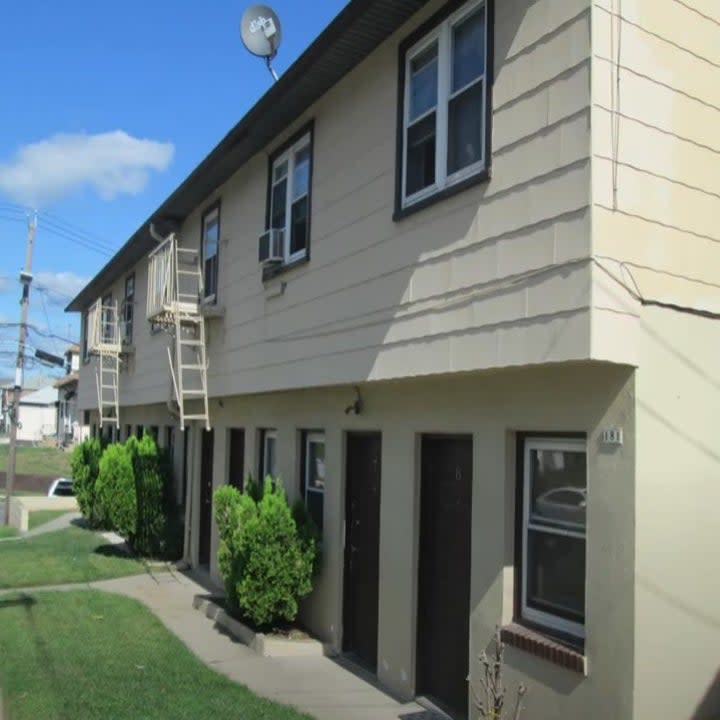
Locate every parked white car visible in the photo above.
<box><xmin>535</xmin><ymin>486</ymin><xmax>586</xmax><ymax>527</ymax></box>
<box><xmin>47</xmin><ymin>478</ymin><xmax>74</xmax><ymax>497</ymax></box>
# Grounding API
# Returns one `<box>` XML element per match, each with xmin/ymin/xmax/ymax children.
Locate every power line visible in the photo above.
<box><xmin>0</xmin><ymin>201</ymin><xmax>116</xmax><ymax>253</ymax></box>
<box><xmin>0</xmin><ymin>322</ymin><xmax>75</xmax><ymax>345</ymax></box>
<box><xmin>39</xmin><ymin>291</ymin><xmax>61</xmax><ymax>354</ymax></box>
<box><xmin>0</xmin><ymin>212</ymin><xmax>112</xmax><ymax>257</ymax></box>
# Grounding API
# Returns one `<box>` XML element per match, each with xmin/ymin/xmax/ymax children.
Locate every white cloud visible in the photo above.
<box><xmin>0</xmin><ymin>131</ymin><xmax>175</xmax><ymax>206</ymax></box>
<box><xmin>34</xmin><ymin>271</ymin><xmax>89</xmax><ymax>305</ymax></box>
<box><xmin>0</xmin><ymin>274</ymin><xmax>10</xmax><ymax>293</ymax></box>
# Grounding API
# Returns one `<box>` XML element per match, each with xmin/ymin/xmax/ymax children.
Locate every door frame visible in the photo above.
<box><xmin>342</xmin><ymin>430</ymin><xmax>383</xmax><ymax>672</ymax></box>
<box><xmin>413</xmin><ymin>432</ymin><xmax>473</xmax><ymax>719</ymax></box>
<box><xmin>197</xmin><ymin>427</ymin><xmax>215</xmax><ymax>567</ymax></box>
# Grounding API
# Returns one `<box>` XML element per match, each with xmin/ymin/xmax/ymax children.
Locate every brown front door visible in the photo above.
<box><xmin>198</xmin><ymin>428</ymin><xmax>215</xmax><ymax>567</ymax></box>
<box><xmin>228</xmin><ymin>428</ymin><xmax>245</xmax><ymax>490</ymax></box>
<box><xmin>343</xmin><ymin>432</ymin><xmax>382</xmax><ymax>672</ymax></box>
<box><xmin>417</xmin><ymin>435</ymin><xmax>473</xmax><ymax>719</ymax></box>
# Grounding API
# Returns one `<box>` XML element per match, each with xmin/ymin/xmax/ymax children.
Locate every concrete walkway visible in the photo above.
<box><xmin>1</xmin><ymin>570</ymin><xmax>429</xmax><ymax>720</ymax></box>
<box><xmin>23</xmin><ymin>510</ymin><xmax>82</xmax><ymax>537</ymax></box>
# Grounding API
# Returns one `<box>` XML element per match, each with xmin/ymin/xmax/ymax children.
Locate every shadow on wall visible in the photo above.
<box><xmin>693</xmin><ymin>671</ymin><xmax>720</xmax><ymax>720</ymax></box>
<box><xmin>210</xmin><ymin>0</ymin><xmax>593</xmax><ymax>395</ymax></box>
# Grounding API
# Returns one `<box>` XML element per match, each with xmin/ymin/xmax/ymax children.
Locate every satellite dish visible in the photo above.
<box><xmin>241</xmin><ymin>4</ymin><xmax>282</xmax><ymax>81</ymax></box>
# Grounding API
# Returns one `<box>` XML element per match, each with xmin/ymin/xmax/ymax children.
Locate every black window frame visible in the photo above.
<box><xmin>81</xmin><ymin>310</ymin><xmax>90</xmax><ymax>363</ymax></box>
<box><xmin>300</xmin><ymin>429</ymin><xmax>325</xmax><ymax>533</ymax></box>
<box><xmin>201</xmin><ymin>199</ymin><xmax>221</xmax><ymax>304</ymax></box>
<box><xmin>123</xmin><ymin>272</ymin><xmax>135</xmax><ymax>345</ymax></box>
<box><xmin>394</xmin><ymin>0</ymin><xmax>494</xmax><ymax>221</ymax></box>
<box><xmin>263</xmin><ymin>119</ymin><xmax>315</xmax><ymax>281</ymax></box>
<box><xmin>258</xmin><ymin>428</ymin><xmax>278</xmax><ymax>481</ymax></box>
<box><xmin>515</xmin><ymin>432</ymin><xmax>587</xmax><ymax>649</ymax></box>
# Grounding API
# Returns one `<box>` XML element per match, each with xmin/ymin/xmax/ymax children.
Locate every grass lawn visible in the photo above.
<box><xmin>0</xmin><ymin>526</ymin><xmax>17</xmax><ymax>539</ymax></box>
<box><xmin>0</xmin><ymin>527</ymin><xmax>150</xmax><ymax>589</ymax></box>
<box><xmin>0</xmin><ymin>445</ymin><xmax>72</xmax><ymax>477</ymax></box>
<box><xmin>0</xmin><ymin>590</ymin><xmax>311</xmax><ymax>720</ymax></box>
<box><xmin>27</xmin><ymin>509</ymin><xmax>72</xmax><ymax>531</ymax></box>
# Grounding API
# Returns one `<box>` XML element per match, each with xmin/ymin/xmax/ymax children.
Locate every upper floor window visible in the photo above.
<box><xmin>123</xmin><ymin>273</ymin><xmax>135</xmax><ymax>344</ymax></box>
<box><xmin>202</xmin><ymin>203</ymin><xmax>220</xmax><ymax>302</ymax></box>
<box><xmin>267</xmin><ymin>126</ymin><xmax>313</xmax><ymax>265</ymax></box>
<box><xmin>101</xmin><ymin>292</ymin><xmax>113</xmax><ymax>343</ymax></box>
<box><xmin>82</xmin><ymin>310</ymin><xmax>89</xmax><ymax>361</ymax></box>
<box><xmin>518</xmin><ymin>435</ymin><xmax>587</xmax><ymax>643</ymax></box>
<box><xmin>397</xmin><ymin>0</ymin><xmax>490</xmax><ymax>214</ymax></box>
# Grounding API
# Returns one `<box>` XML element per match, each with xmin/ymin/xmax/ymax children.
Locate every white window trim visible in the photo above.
<box><xmin>202</xmin><ymin>207</ymin><xmax>220</xmax><ymax>303</ymax></box>
<box><xmin>521</xmin><ymin>437</ymin><xmax>587</xmax><ymax>639</ymax></box>
<box><xmin>402</xmin><ymin>0</ymin><xmax>488</xmax><ymax>208</ymax></box>
<box><xmin>304</xmin><ymin>431</ymin><xmax>325</xmax><ymax>506</ymax></box>
<box><xmin>262</xmin><ymin>429</ymin><xmax>277</xmax><ymax>479</ymax></box>
<box><xmin>270</xmin><ymin>133</ymin><xmax>311</xmax><ymax>265</ymax></box>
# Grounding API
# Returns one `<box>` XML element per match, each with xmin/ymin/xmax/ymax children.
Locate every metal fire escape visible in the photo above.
<box><xmin>147</xmin><ymin>233</ymin><xmax>210</xmax><ymax>431</ymax></box>
<box><xmin>88</xmin><ymin>297</ymin><xmax>121</xmax><ymax>429</ymax></box>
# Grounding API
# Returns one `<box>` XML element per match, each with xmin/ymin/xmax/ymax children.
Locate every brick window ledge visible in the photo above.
<box><xmin>501</xmin><ymin>623</ymin><xmax>586</xmax><ymax>675</ymax></box>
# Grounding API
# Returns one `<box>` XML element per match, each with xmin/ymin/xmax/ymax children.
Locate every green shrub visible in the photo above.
<box><xmin>130</xmin><ymin>434</ymin><xmax>164</xmax><ymax>557</ymax></box>
<box><xmin>292</xmin><ymin>498</ymin><xmax>322</xmax><ymax>577</ymax></box>
<box><xmin>214</xmin><ymin>478</ymin><xmax>318</xmax><ymax>627</ymax></box>
<box><xmin>96</xmin><ymin>443</ymin><xmax>136</xmax><ymax>538</ymax></box>
<box><xmin>127</xmin><ymin>433</ymin><xmax>182</xmax><ymax>559</ymax></box>
<box><xmin>70</xmin><ymin>438</ymin><xmax>104</xmax><ymax>527</ymax></box>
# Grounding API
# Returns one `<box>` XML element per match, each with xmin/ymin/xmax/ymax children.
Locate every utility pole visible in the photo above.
<box><xmin>3</xmin><ymin>214</ymin><xmax>36</xmax><ymax>526</ymax></box>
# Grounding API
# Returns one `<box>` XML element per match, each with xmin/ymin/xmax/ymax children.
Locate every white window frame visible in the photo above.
<box><xmin>202</xmin><ymin>206</ymin><xmax>220</xmax><ymax>303</ymax></box>
<box><xmin>521</xmin><ymin>437</ymin><xmax>587</xmax><ymax>639</ymax></box>
<box><xmin>401</xmin><ymin>0</ymin><xmax>488</xmax><ymax>208</ymax></box>
<box><xmin>304</xmin><ymin>431</ymin><xmax>325</xmax><ymax>510</ymax></box>
<box><xmin>262</xmin><ymin>429</ymin><xmax>278</xmax><ymax>479</ymax></box>
<box><xmin>101</xmin><ymin>292</ymin><xmax>114</xmax><ymax>344</ymax></box>
<box><xmin>270</xmin><ymin>133</ymin><xmax>312</xmax><ymax>265</ymax></box>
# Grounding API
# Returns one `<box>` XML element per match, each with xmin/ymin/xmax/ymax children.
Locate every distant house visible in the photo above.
<box><xmin>16</xmin><ymin>385</ymin><xmax>58</xmax><ymax>444</ymax></box>
<box><xmin>0</xmin><ymin>377</ymin><xmax>13</xmax><ymax>434</ymax></box>
<box><xmin>54</xmin><ymin>343</ymin><xmax>86</xmax><ymax>446</ymax></box>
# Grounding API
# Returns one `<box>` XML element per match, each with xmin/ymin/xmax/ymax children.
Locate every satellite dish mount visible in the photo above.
<box><xmin>241</xmin><ymin>5</ymin><xmax>283</xmax><ymax>83</ymax></box>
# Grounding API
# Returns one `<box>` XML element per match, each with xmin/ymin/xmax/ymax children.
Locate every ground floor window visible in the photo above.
<box><xmin>518</xmin><ymin>435</ymin><xmax>587</xmax><ymax>641</ymax></box>
<box><xmin>301</xmin><ymin>431</ymin><xmax>325</xmax><ymax>532</ymax></box>
<box><xmin>259</xmin><ymin>429</ymin><xmax>277</xmax><ymax>480</ymax></box>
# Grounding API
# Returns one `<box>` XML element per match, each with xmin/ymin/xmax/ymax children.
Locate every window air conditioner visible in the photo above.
<box><xmin>258</xmin><ymin>229</ymin><xmax>284</xmax><ymax>265</ymax></box>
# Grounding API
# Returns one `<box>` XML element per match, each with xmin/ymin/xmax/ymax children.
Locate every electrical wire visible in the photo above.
<box><xmin>0</xmin><ymin>207</ymin><xmax>114</xmax><ymax>257</ymax></box>
<box><xmin>38</xmin><ymin>291</ymin><xmax>61</xmax><ymax>354</ymax></box>
<box><xmin>0</xmin><ymin>201</ymin><xmax>116</xmax><ymax>252</ymax></box>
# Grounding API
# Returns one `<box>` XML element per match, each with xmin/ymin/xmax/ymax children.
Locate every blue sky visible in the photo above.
<box><xmin>0</xmin><ymin>0</ymin><xmax>347</xmax><ymax>379</ymax></box>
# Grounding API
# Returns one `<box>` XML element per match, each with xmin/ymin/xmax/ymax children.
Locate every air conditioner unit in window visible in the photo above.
<box><xmin>258</xmin><ymin>229</ymin><xmax>284</xmax><ymax>265</ymax></box>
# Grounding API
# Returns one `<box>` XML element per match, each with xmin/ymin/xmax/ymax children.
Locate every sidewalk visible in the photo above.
<box><xmin>3</xmin><ymin>571</ymin><xmax>429</xmax><ymax>720</ymax></box>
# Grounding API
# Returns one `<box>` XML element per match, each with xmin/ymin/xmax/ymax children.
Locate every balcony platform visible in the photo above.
<box><xmin>147</xmin><ymin>301</ymin><xmax>201</xmax><ymax>326</ymax></box>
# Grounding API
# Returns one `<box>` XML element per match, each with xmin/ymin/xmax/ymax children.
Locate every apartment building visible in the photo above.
<box><xmin>67</xmin><ymin>1</ymin><xmax>720</xmax><ymax>718</ymax></box>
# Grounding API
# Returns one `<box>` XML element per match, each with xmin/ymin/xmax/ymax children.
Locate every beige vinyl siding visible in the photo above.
<box><xmin>591</xmin><ymin>2</ymin><xmax>720</xmax><ymax>719</ymax></box>
<box><xmin>77</xmin><ymin>0</ymin><xmax>594</xmax><ymax>411</ymax></box>
<box><xmin>590</xmin><ymin>0</ymin><xmax>720</xmax><ymax>362</ymax></box>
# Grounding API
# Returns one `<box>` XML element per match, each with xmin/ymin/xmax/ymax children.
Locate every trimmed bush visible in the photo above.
<box><xmin>131</xmin><ymin>434</ymin><xmax>179</xmax><ymax>558</ymax></box>
<box><xmin>96</xmin><ymin>443</ymin><xmax>136</xmax><ymax>539</ymax></box>
<box><xmin>70</xmin><ymin>438</ymin><xmax>104</xmax><ymax>527</ymax></box>
<box><xmin>292</xmin><ymin>498</ymin><xmax>322</xmax><ymax>577</ymax></box>
<box><xmin>214</xmin><ymin>477</ymin><xmax>318</xmax><ymax>627</ymax></box>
